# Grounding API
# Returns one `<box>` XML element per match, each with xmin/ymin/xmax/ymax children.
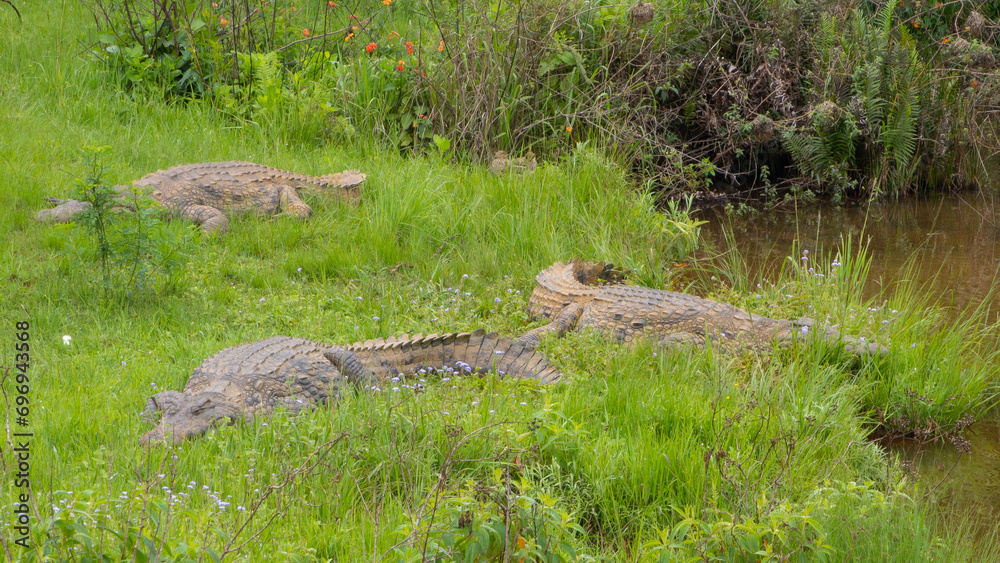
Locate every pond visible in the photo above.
<box><xmin>696</xmin><ymin>193</ymin><xmax>1000</xmax><ymax>314</ymax></box>
<box><xmin>695</xmin><ymin>193</ymin><xmax>1000</xmax><ymax>544</ymax></box>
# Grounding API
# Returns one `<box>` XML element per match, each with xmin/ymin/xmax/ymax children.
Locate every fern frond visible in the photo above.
<box><xmin>875</xmin><ymin>0</ymin><xmax>898</xmax><ymax>43</ymax></box>
<box><xmin>818</xmin><ymin>14</ymin><xmax>837</xmax><ymax>56</ymax></box>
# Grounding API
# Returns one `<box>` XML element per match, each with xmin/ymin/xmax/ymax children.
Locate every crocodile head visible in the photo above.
<box><xmin>140</xmin><ymin>390</ymin><xmax>242</xmax><ymax>445</ymax></box>
<box><xmin>776</xmin><ymin>318</ymin><xmax>888</xmax><ymax>356</ymax></box>
<box><xmin>34</xmin><ymin>199</ymin><xmax>92</xmax><ymax>223</ymax></box>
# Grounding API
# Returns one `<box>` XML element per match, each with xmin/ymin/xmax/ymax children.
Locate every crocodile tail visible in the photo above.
<box><xmin>529</xmin><ymin>261</ymin><xmax>605</xmax><ymax>320</ymax></box>
<box><xmin>319</xmin><ymin>169</ymin><xmax>365</xmax><ymax>203</ymax></box>
<box><xmin>533</xmin><ymin>260</ymin><xmax>628</xmax><ymax>295</ymax></box>
<box><xmin>325</xmin><ymin>329</ymin><xmax>562</xmax><ymax>385</ymax></box>
<box><xmin>568</xmin><ymin>260</ymin><xmax>629</xmax><ymax>286</ymax></box>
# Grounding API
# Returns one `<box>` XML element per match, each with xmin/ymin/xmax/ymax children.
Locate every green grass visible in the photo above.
<box><xmin>3</xmin><ymin>2</ymin><xmax>1000</xmax><ymax>562</ymax></box>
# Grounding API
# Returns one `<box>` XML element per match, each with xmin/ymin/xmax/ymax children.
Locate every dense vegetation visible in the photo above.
<box><xmin>85</xmin><ymin>0</ymin><xmax>1000</xmax><ymax>200</ymax></box>
<box><xmin>2</xmin><ymin>0</ymin><xmax>1000</xmax><ymax>561</ymax></box>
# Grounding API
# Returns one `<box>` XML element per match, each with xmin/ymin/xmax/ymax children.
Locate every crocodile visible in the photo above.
<box><xmin>141</xmin><ymin>330</ymin><xmax>560</xmax><ymax>444</ymax></box>
<box><xmin>516</xmin><ymin>260</ymin><xmax>886</xmax><ymax>355</ymax></box>
<box><xmin>35</xmin><ymin>161</ymin><xmax>366</xmax><ymax>234</ymax></box>
<box><xmin>489</xmin><ymin>151</ymin><xmax>537</xmax><ymax>175</ymax></box>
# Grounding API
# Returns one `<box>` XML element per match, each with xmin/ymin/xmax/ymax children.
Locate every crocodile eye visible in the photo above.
<box><xmin>190</xmin><ymin>399</ymin><xmax>215</xmax><ymax>415</ymax></box>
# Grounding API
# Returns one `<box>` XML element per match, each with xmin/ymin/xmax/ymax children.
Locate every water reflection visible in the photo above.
<box><xmin>890</xmin><ymin>420</ymin><xmax>1000</xmax><ymax>543</ymax></box>
<box><xmin>695</xmin><ymin>194</ymin><xmax>1000</xmax><ymax>314</ymax></box>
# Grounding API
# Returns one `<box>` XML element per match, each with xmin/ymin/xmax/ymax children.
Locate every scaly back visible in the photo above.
<box><xmin>327</xmin><ymin>329</ymin><xmax>562</xmax><ymax>384</ymax></box>
<box><xmin>134</xmin><ymin>161</ymin><xmax>364</xmax><ymax>203</ymax></box>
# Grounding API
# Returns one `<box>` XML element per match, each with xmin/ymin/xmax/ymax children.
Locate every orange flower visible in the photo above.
<box><xmin>387</xmin><ymin>31</ymin><xmax>399</xmax><ymax>39</ymax></box>
<box><xmin>303</xmin><ymin>28</ymin><xmax>310</xmax><ymax>37</ymax></box>
<box><xmin>327</xmin><ymin>1</ymin><xmax>336</xmax><ymax>6</ymax></box>
<box><xmin>913</xmin><ymin>21</ymin><xmax>920</xmax><ymax>28</ymax></box>
<box><xmin>438</xmin><ymin>40</ymin><xmax>444</xmax><ymax>52</ymax></box>
<box><xmin>366</xmin><ymin>42</ymin><xmax>377</xmax><ymax>53</ymax></box>
<box><xmin>383</xmin><ymin>0</ymin><xmax>391</xmax><ymax>4</ymax></box>
<box><xmin>220</xmin><ymin>18</ymin><xmax>229</xmax><ymax>25</ymax></box>
<box><xmin>566</xmin><ymin>126</ymin><xmax>573</xmax><ymax>132</ymax></box>
<box><xmin>942</xmin><ymin>37</ymin><xmax>950</xmax><ymax>43</ymax></box>
<box><xmin>406</xmin><ymin>41</ymin><xmax>414</xmax><ymax>54</ymax></box>
<box><xmin>934</xmin><ymin>1</ymin><xmax>942</xmax><ymax>7</ymax></box>
<box><xmin>973</xmin><ymin>80</ymin><xmax>978</xmax><ymax>87</ymax></box>
<box><xmin>345</xmin><ymin>32</ymin><xmax>354</xmax><ymax>42</ymax></box>
<box><xmin>397</xmin><ymin>60</ymin><xmax>405</xmax><ymax>71</ymax></box>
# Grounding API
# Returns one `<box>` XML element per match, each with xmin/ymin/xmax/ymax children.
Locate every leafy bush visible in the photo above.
<box><xmin>782</xmin><ymin>1</ymin><xmax>984</xmax><ymax>199</ymax></box>
<box><xmin>84</xmin><ymin>0</ymin><xmax>1000</xmax><ymax>197</ymax></box>
<box><xmin>393</xmin><ymin>468</ymin><xmax>601</xmax><ymax>563</ymax></box>
<box><xmin>642</xmin><ymin>480</ymin><xmax>917</xmax><ymax>563</ymax></box>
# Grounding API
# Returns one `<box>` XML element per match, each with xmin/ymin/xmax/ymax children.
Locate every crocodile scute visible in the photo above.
<box><xmin>517</xmin><ymin>260</ymin><xmax>886</xmax><ymax>355</ymax></box>
<box><xmin>141</xmin><ymin>330</ymin><xmax>560</xmax><ymax>444</ymax></box>
<box><xmin>36</xmin><ymin>161</ymin><xmax>365</xmax><ymax>234</ymax></box>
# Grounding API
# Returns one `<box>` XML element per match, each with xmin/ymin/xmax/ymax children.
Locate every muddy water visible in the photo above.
<box><xmin>694</xmin><ymin>194</ymin><xmax>1000</xmax><ymax>539</ymax></box>
<box><xmin>892</xmin><ymin>420</ymin><xmax>1000</xmax><ymax>540</ymax></box>
<box><xmin>695</xmin><ymin>194</ymin><xmax>1000</xmax><ymax>313</ymax></box>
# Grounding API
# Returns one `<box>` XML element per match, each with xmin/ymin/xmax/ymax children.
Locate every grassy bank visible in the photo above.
<box><xmin>3</xmin><ymin>1</ymin><xmax>1000</xmax><ymax>562</ymax></box>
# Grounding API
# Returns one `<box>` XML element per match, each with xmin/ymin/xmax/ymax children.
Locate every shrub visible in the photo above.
<box><xmin>393</xmin><ymin>468</ymin><xmax>602</xmax><ymax>563</ymax></box>
<box><xmin>60</xmin><ymin>147</ymin><xmax>194</xmax><ymax>301</ymax></box>
<box><xmin>642</xmin><ymin>480</ymin><xmax>929</xmax><ymax>563</ymax></box>
<box><xmin>84</xmin><ymin>0</ymin><xmax>1000</xmax><ymax>197</ymax></box>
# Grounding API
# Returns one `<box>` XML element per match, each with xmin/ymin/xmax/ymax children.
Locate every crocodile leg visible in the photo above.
<box><xmin>515</xmin><ymin>302</ymin><xmax>585</xmax><ymax>347</ymax></box>
<box><xmin>278</xmin><ymin>186</ymin><xmax>312</xmax><ymax>218</ymax></box>
<box><xmin>179</xmin><ymin>204</ymin><xmax>230</xmax><ymax>234</ymax></box>
<box><xmin>658</xmin><ymin>331</ymin><xmax>707</xmax><ymax>348</ymax></box>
